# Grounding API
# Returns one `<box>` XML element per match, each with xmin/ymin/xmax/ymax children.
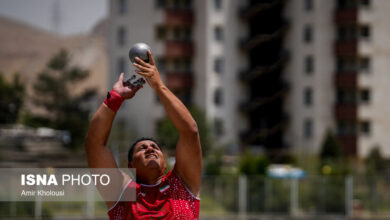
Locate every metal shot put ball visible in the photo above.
<box><xmin>129</xmin><ymin>43</ymin><xmax>151</xmax><ymax>63</ymax></box>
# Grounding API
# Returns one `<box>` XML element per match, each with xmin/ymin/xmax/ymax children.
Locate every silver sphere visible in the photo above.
<box><xmin>129</xmin><ymin>43</ymin><xmax>151</xmax><ymax>63</ymax></box>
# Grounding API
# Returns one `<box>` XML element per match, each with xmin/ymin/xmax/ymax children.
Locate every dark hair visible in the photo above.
<box><xmin>128</xmin><ymin>137</ymin><xmax>161</xmax><ymax>162</ymax></box>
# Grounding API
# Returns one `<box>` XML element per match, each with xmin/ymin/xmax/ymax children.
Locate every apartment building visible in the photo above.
<box><xmin>108</xmin><ymin>0</ymin><xmax>390</xmax><ymax>157</ymax></box>
<box><xmin>107</xmin><ymin>0</ymin><xmax>245</xmax><ymax>153</ymax></box>
<box><xmin>284</xmin><ymin>0</ymin><xmax>390</xmax><ymax>157</ymax></box>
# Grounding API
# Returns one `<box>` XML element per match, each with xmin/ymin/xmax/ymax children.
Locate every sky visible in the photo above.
<box><xmin>0</xmin><ymin>0</ymin><xmax>107</xmax><ymax>36</ymax></box>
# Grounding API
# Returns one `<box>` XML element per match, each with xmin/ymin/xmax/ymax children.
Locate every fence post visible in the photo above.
<box><xmin>238</xmin><ymin>175</ymin><xmax>247</xmax><ymax>219</ymax></box>
<box><xmin>290</xmin><ymin>178</ymin><xmax>299</xmax><ymax>216</ymax></box>
<box><xmin>34</xmin><ymin>185</ymin><xmax>42</xmax><ymax>220</ymax></box>
<box><xmin>345</xmin><ymin>175</ymin><xmax>353</xmax><ymax>218</ymax></box>
<box><xmin>86</xmin><ymin>184</ymin><xmax>95</xmax><ymax>218</ymax></box>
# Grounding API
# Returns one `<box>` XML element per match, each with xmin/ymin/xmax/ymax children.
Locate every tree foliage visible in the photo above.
<box><xmin>239</xmin><ymin>151</ymin><xmax>269</xmax><ymax>175</ymax></box>
<box><xmin>365</xmin><ymin>146</ymin><xmax>387</xmax><ymax>175</ymax></box>
<box><xmin>204</xmin><ymin>147</ymin><xmax>224</xmax><ymax>175</ymax></box>
<box><xmin>23</xmin><ymin>49</ymin><xmax>96</xmax><ymax>149</ymax></box>
<box><xmin>156</xmin><ymin>105</ymin><xmax>212</xmax><ymax>156</ymax></box>
<box><xmin>320</xmin><ymin>130</ymin><xmax>345</xmax><ymax>161</ymax></box>
<box><xmin>0</xmin><ymin>73</ymin><xmax>25</xmax><ymax>124</ymax></box>
<box><xmin>319</xmin><ymin>130</ymin><xmax>349</xmax><ymax>175</ymax></box>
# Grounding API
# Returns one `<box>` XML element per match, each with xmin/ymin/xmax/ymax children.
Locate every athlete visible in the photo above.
<box><xmin>85</xmin><ymin>51</ymin><xmax>202</xmax><ymax>219</ymax></box>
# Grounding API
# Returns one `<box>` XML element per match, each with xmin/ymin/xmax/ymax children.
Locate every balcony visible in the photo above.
<box><xmin>334</xmin><ymin>72</ymin><xmax>358</xmax><ymax>89</ymax></box>
<box><xmin>165</xmin><ymin>9</ymin><xmax>193</xmax><ymax>26</ymax></box>
<box><xmin>335</xmin><ymin>104</ymin><xmax>357</xmax><ymax>120</ymax></box>
<box><xmin>240</xmin><ymin>25</ymin><xmax>287</xmax><ymax>52</ymax></box>
<box><xmin>239</xmin><ymin>0</ymin><xmax>283</xmax><ymax>20</ymax></box>
<box><xmin>239</xmin><ymin>85</ymin><xmax>288</xmax><ymax>113</ymax></box>
<box><xmin>240</xmin><ymin>122</ymin><xmax>286</xmax><ymax>145</ymax></box>
<box><xmin>336</xmin><ymin>134</ymin><xmax>357</xmax><ymax>155</ymax></box>
<box><xmin>239</xmin><ymin>54</ymin><xmax>288</xmax><ymax>81</ymax></box>
<box><xmin>164</xmin><ymin>41</ymin><xmax>194</xmax><ymax>57</ymax></box>
<box><xmin>165</xmin><ymin>72</ymin><xmax>193</xmax><ymax>91</ymax></box>
<box><xmin>334</xmin><ymin>8</ymin><xmax>357</xmax><ymax>25</ymax></box>
<box><xmin>334</xmin><ymin>40</ymin><xmax>357</xmax><ymax>57</ymax></box>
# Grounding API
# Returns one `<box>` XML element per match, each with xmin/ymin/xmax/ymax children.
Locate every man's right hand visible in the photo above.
<box><xmin>113</xmin><ymin>73</ymin><xmax>143</xmax><ymax>99</ymax></box>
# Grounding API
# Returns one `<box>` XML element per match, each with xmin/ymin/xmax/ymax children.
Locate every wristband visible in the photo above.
<box><xmin>104</xmin><ymin>90</ymin><xmax>124</xmax><ymax>113</ymax></box>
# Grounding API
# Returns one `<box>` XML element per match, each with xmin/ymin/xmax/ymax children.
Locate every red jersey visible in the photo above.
<box><xmin>108</xmin><ymin>170</ymin><xmax>200</xmax><ymax>220</ymax></box>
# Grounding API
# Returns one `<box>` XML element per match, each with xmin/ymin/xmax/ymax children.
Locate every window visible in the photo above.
<box><xmin>303</xmin><ymin>118</ymin><xmax>313</xmax><ymax>139</ymax></box>
<box><xmin>183</xmin><ymin>28</ymin><xmax>192</xmax><ymax>41</ymax></box>
<box><xmin>305</xmin><ymin>55</ymin><xmax>314</xmax><ymax>74</ymax></box>
<box><xmin>173</xmin><ymin>0</ymin><xmax>180</xmax><ymax>8</ymax></box>
<box><xmin>337</xmin><ymin>0</ymin><xmax>358</xmax><ymax>9</ymax></box>
<box><xmin>360</xmin><ymin>88</ymin><xmax>371</xmax><ymax>103</ymax></box>
<box><xmin>156</xmin><ymin>26</ymin><xmax>166</xmax><ymax>40</ymax></box>
<box><xmin>360</xmin><ymin>0</ymin><xmax>370</xmax><ymax>7</ymax></box>
<box><xmin>360</xmin><ymin>25</ymin><xmax>370</xmax><ymax>39</ymax></box>
<box><xmin>304</xmin><ymin>0</ymin><xmax>313</xmax><ymax>11</ymax></box>
<box><xmin>214</xmin><ymin>0</ymin><xmax>222</xmax><ymax>10</ymax></box>
<box><xmin>359</xmin><ymin>57</ymin><xmax>370</xmax><ymax>72</ymax></box>
<box><xmin>337</xmin><ymin>121</ymin><xmax>357</xmax><ymax>135</ymax></box>
<box><xmin>337</xmin><ymin>26</ymin><xmax>358</xmax><ymax>40</ymax></box>
<box><xmin>157</xmin><ymin>58</ymin><xmax>167</xmax><ymax>72</ymax></box>
<box><xmin>214</xmin><ymin>26</ymin><xmax>224</xmax><ymax>42</ymax></box>
<box><xmin>337</xmin><ymin>58</ymin><xmax>357</xmax><ymax>72</ymax></box>
<box><xmin>173</xmin><ymin>59</ymin><xmax>181</xmax><ymax>71</ymax></box>
<box><xmin>303</xmin><ymin>25</ymin><xmax>313</xmax><ymax>43</ymax></box>
<box><xmin>214</xmin><ymin>118</ymin><xmax>224</xmax><ymax>136</ymax></box>
<box><xmin>118</xmin><ymin>0</ymin><xmax>127</xmax><ymax>14</ymax></box>
<box><xmin>117</xmin><ymin>57</ymin><xmax>126</xmax><ymax>74</ymax></box>
<box><xmin>173</xmin><ymin>27</ymin><xmax>181</xmax><ymax>40</ymax></box>
<box><xmin>184</xmin><ymin>59</ymin><xmax>191</xmax><ymax>72</ymax></box>
<box><xmin>117</xmin><ymin>26</ymin><xmax>126</xmax><ymax>46</ymax></box>
<box><xmin>214</xmin><ymin>88</ymin><xmax>223</xmax><ymax>106</ymax></box>
<box><xmin>337</xmin><ymin>89</ymin><xmax>357</xmax><ymax>104</ymax></box>
<box><xmin>183</xmin><ymin>0</ymin><xmax>192</xmax><ymax>8</ymax></box>
<box><xmin>304</xmin><ymin>87</ymin><xmax>313</xmax><ymax>106</ymax></box>
<box><xmin>156</xmin><ymin>0</ymin><xmax>167</xmax><ymax>8</ymax></box>
<box><xmin>360</xmin><ymin>120</ymin><xmax>371</xmax><ymax>134</ymax></box>
<box><xmin>214</xmin><ymin>57</ymin><xmax>224</xmax><ymax>74</ymax></box>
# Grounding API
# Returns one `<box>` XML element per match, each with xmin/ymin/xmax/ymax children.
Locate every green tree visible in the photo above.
<box><xmin>156</xmin><ymin>105</ymin><xmax>212</xmax><ymax>156</ymax></box>
<box><xmin>319</xmin><ymin>130</ymin><xmax>349</xmax><ymax>175</ymax></box>
<box><xmin>23</xmin><ymin>49</ymin><xmax>96</xmax><ymax>149</ymax></box>
<box><xmin>365</xmin><ymin>146</ymin><xmax>387</xmax><ymax>175</ymax></box>
<box><xmin>0</xmin><ymin>73</ymin><xmax>25</xmax><ymax>124</ymax></box>
<box><xmin>239</xmin><ymin>151</ymin><xmax>269</xmax><ymax>175</ymax></box>
<box><xmin>320</xmin><ymin>130</ymin><xmax>345</xmax><ymax>161</ymax></box>
<box><xmin>204</xmin><ymin>147</ymin><xmax>224</xmax><ymax>175</ymax></box>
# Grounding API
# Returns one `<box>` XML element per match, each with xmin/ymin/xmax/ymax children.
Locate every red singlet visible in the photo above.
<box><xmin>108</xmin><ymin>170</ymin><xmax>200</xmax><ymax>220</ymax></box>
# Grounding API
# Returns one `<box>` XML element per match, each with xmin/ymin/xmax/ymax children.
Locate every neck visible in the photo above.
<box><xmin>137</xmin><ymin>172</ymin><xmax>165</xmax><ymax>185</ymax></box>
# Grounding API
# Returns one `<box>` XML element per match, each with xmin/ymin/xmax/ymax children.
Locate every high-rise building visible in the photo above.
<box><xmin>285</xmin><ymin>0</ymin><xmax>390</xmax><ymax>157</ymax></box>
<box><xmin>107</xmin><ymin>0</ymin><xmax>246</xmax><ymax>153</ymax></box>
<box><xmin>108</xmin><ymin>0</ymin><xmax>390</xmax><ymax>157</ymax></box>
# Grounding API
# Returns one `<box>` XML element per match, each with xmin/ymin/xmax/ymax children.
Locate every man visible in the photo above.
<box><xmin>85</xmin><ymin>51</ymin><xmax>202</xmax><ymax>219</ymax></box>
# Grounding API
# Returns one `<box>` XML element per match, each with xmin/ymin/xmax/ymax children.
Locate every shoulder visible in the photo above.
<box><xmin>168</xmin><ymin>167</ymin><xmax>200</xmax><ymax>200</ymax></box>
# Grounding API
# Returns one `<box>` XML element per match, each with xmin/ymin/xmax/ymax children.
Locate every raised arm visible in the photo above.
<box><xmin>85</xmin><ymin>73</ymin><xmax>142</xmax><ymax>208</ymax></box>
<box><xmin>133</xmin><ymin>52</ymin><xmax>202</xmax><ymax>197</ymax></box>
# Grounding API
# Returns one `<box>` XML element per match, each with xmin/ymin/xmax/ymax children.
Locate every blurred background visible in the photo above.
<box><xmin>0</xmin><ymin>0</ymin><xmax>390</xmax><ymax>219</ymax></box>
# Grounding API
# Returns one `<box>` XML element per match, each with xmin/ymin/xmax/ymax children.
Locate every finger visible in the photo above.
<box><xmin>133</xmin><ymin>62</ymin><xmax>150</xmax><ymax>72</ymax></box>
<box><xmin>135</xmin><ymin>69</ymin><xmax>152</xmax><ymax>77</ymax></box>
<box><xmin>147</xmin><ymin>50</ymin><xmax>155</xmax><ymax>65</ymax></box>
<box><xmin>134</xmin><ymin>57</ymin><xmax>151</xmax><ymax>67</ymax></box>
<box><xmin>119</xmin><ymin>73</ymin><xmax>124</xmax><ymax>82</ymax></box>
<box><xmin>133</xmin><ymin>85</ymin><xmax>143</xmax><ymax>93</ymax></box>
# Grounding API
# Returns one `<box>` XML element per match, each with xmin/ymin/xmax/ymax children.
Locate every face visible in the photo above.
<box><xmin>128</xmin><ymin>140</ymin><xmax>166</xmax><ymax>173</ymax></box>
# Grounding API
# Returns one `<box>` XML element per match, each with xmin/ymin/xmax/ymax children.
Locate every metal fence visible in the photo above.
<box><xmin>0</xmin><ymin>175</ymin><xmax>389</xmax><ymax>219</ymax></box>
<box><xmin>200</xmin><ymin>175</ymin><xmax>390</xmax><ymax>219</ymax></box>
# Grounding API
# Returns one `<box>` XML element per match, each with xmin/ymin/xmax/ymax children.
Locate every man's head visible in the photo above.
<box><xmin>128</xmin><ymin>137</ymin><xmax>166</xmax><ymax>179</ymax></box>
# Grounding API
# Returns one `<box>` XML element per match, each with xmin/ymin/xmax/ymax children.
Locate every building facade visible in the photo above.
<box><xmin>108</xmin><ymin>0</ymin><xmax>390</xmax><ymax>157</ymax></box>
